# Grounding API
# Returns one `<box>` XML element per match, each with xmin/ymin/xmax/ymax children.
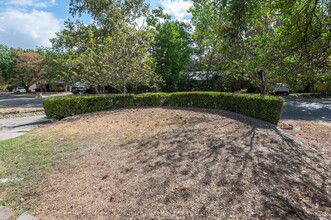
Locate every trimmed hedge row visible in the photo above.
<box><xmin>43</xmin><ymin>92</ymin><xmax>284</xmax><ymax>124</ymax></box>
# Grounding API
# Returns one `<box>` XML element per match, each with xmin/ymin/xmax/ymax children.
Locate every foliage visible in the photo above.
<box><xmin>0</xmin><ymin>74</ymin><xmax>6</xmax><ymax>90</ymax></box>
<box><xmin>148</xmin><ymin>8</ymin><xmax>193</xmax><ymax>92</ymax></box>
<box><xmin>189</xmin><ymin>0</ymin><xmax>331</xmax><ymax>94</ymax></box>
<box><xmin>13</xmin><ymin>51</ymin><xmax>45</xmax><ymax>90</ymax></box>
<box><xmin>0</xmin><ymin>45</ymin><xmax>20</xmax><ymax>84</ymax></box>
<box><xmin>43</xmin><ymin>92</ymin><xmax>284</xmax><ymax>124</ymax></box>
<box><xmin>189</xmin><ymin>1</ymin><xmax>228</xmax><ymax>82</ymax></box>
<box><xmin>38</xmin><ymin>47</ymin><xmax>72</xmax><ymax>88</ymax></box>
<box><xmin>51</xmin><ymin>0</ymin><xmax>158</xmax><ymax>93</ymax></box>
<box><xmin>68</xmin><ymin>0</ymin><xmax>148</xmax><ymax>33</ymax></box>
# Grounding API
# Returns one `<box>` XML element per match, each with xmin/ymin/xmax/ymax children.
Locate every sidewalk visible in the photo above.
<box><xmin>0</xmin><ymin>116</ymin><xmax>51</xmax><ymax>141</ymax></box>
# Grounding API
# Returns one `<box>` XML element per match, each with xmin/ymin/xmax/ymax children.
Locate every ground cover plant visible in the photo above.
<box><xmin>43</xmin><ymin>92</ymin><xmax>284</xmax><ymax>124</ymax></box>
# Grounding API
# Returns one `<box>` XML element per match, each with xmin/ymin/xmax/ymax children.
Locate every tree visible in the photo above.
<box><xmin>190</xmin><ymin>0</ymin><xmax>331</xmax><ymax>94</ymax></box>
<box><xmin>0</xmin><ymin>45</ymin><xmax>20</xmax><ymax>84</ymax></box>
<box><xmin>38</xmin><ymin>47</ymin><xmax>73</xmax><ymax>91</ymax></box>
<box><xmin>101</xmin><ymin>25</ymin><xmax>158</xmax><ymax>93</ymax></box>
<box><xmin>63</xmin><ymin>24</ymin><xmax>158</xmax><ymax>93</ymax></box>
<box><xmin>13</xmin><ymin>51</ymin><xmax>45</xmax><ymax>92</ymax></box>
<box><xmin>148</xmin><ymin>8</ymin><xmax>193</xmax><ymax>92</ymax></box>
<box><xmin>51</xmin><ymin>0</ymin><xmax>159</xmax><ymax>93</ymax></box>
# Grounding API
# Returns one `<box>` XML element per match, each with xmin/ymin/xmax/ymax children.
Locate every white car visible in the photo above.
<box><xmin>12</xmin><ymin>87</ymin><xmax>27</xmax><ymax>93</ymax></box>
<box><xmin>274</xmin><ymin>83</ymin><xmax>290</xmax><ymax>95</ymax></box>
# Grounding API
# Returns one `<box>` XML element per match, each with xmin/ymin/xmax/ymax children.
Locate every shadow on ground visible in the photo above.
<box><xmin>117</xmin><ymin>108</ymin><xmax>331</xmax><ymax>219</ymax></box>
<box><xmin>33</xmin><ymin>107</ymin><xmax>331</xmax><ymax>219</ymax></box>
<box><xmin>282</xmin><ymin>97</ymin><xmax>331</xmax><ymax>123</ymax></box>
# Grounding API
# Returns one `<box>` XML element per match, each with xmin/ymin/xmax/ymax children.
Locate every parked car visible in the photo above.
<box><xmin>12</xmin><ymin>87</ymin><xmax>27</xmax><ymax>93</ymax></box>
<box><xmin>71</xmin><ymin>86</ymin><xmax>86</xmax><ymax>94</ymax></box>
<box><xmin>71</xmin><ymin>86</ymin><xmax>93</xmax><ymax>95</ymax></box>
<box><xmin>274</xmin><ymin>83</ymin><xmax>290</xmax><ymax>95</ymax></box>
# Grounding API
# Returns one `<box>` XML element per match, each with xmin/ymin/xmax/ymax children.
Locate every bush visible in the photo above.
<box><xmin>43</xmin><ymin>92</ymin><xmax>284</xmax><ymax>124</ymax></box>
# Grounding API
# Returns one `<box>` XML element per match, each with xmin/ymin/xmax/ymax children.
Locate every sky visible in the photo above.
<box><xmin>0</xmin><ymin>0</ymin><xmax>192</xmax><ymax>49</ymax></box>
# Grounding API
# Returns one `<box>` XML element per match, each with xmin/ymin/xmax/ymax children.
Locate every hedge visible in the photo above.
<box><xmin>43</xmin><ymin>92</ymin><xmax>284</xmax><ymax>124</ymax></box>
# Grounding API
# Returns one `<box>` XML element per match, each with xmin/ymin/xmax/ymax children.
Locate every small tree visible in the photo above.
<box><xmin>101</xmin><ymin>25</ymin><xmax>159</xmax><ymax>93</ymax></box>
<box><xmin>65</xmin><ymin>25</ymin><xmax>159</xmax><ymax>93</ymax></box>
<box><xmin>13</xmin><ymin>51</ymin><xmax>45</xmax><ymax>93</ymax></box>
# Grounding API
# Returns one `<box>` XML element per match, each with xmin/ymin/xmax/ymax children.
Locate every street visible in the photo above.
<box><xmin>281</xmin><ymin>96</ymin><xmax>331</xmax><ymax>123</ymax></box>
<box><xmin>0</xmin><ymin>92</ymin><xmax>71</xmax><ymax>141</ymax></box>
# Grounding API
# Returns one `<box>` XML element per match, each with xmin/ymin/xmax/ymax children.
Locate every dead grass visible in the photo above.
<box><xmin>279</xmin><ymin>120</ymin><xmax>331</xmax><ymax>157</ymax></box>
<box><xmin>26</xmin><ymin>108</ymin><xmax>330</xmax><ymax>219</ymax></box>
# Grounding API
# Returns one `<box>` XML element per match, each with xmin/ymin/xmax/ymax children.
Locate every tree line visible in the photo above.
<box><xmin>1</xmin><ymin>0</ymin><xmax>330</xmax><ymax>94</ymax></box>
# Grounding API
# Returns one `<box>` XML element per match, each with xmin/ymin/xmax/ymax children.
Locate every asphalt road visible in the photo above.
<box><xmin>0</xmin><ymin>92</ymin><xmax>70</xmax><ymax>141</ymax></box>
<box><xmin>281</xmin><ymin>96</ymin><xmax>331</xmax><ymax>123</ymax></box>
<box><xmin>0</xmin><ymin>93</ymin><xmax>43</xmax><ymax>107</ymax></box>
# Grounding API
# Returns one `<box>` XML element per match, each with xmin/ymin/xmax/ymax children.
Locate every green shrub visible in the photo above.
<box><xmin>43</xmin><ymin>92</ymin><xmax>284</xmax><ymax>124</ymax></box>
<box><xmin>135</xmin><ymin>93</ymin><xmax>170</xmax><ymax>106</ymax></box>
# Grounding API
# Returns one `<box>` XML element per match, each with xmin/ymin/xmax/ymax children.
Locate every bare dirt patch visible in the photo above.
<box><xmin>279</xmin><ymin>120</ymin><xmax>331</xmax><ymax>158</ymax></box>
<box><xmin>33</xmin><ymin>108</ymin><xmax>331</xmax><ymax>219</ymax></box>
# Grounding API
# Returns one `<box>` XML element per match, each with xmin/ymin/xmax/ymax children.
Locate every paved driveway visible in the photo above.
<box><xmin>281</xmin><ymin>97</ymin><xmax>331</xmax><ymax>123</ymax></box>
<box><xmin>0</xmin><ymin>92</ymin><xmax>71</xmax><ymax>141</ymax></box>
<box><xmin>0</xmin><ymin>92</ymin><xmax>72</xmax><ymax>108</ymax></box>
<box><xmin>0</xmin><ymin>116</ymin><xmax>51</xmax><ymax>141</ymax></box>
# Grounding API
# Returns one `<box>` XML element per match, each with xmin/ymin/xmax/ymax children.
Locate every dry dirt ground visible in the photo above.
<box><xmin>32</xmin><ymin>108</ymin><xmax>330</xmax><ymax>219</ymax></box>
<box><xmin>279</xmin><ymin>120</ymin><xmax>331</xmax><ymax>159</ymax></box>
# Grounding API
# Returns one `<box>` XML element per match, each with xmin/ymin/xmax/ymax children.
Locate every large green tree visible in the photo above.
<box><xmin>38</xmin><ymin>47</ymin><xmax>73</xmax><ymax>91</ymax></box>
<box><xmin>148</xmin><ymin>8</ymin><xmax>193</xmax><ymax>92</ymax></box>
<box><xmin>51</xmin><ymin>0</ymin><xmax>158</xmax><ymax>93</ymax></box>
<box><xmin>0</xmin><ymin>45</ymin><xmax>20</xmax><ymax>84</ymax></box>
<box><xmin>190</xmin><ymin>0</ymin><xmax>331</xmax><ymax>93</ymax></box>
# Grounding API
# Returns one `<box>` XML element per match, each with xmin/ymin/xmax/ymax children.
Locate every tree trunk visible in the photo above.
<box><xmin>123</xmin><ymin>80</ymin><xmax>127</xmax><ymax>94</ymax></box>
<box><xmin>259</xmin><ymin>70</ymin><xmax>268</xmax><ymax>95</ymax></box>
<box><xmin>38</xmin><ymin>81</ymin><xmax>43</xmax><ymax>98</ymax></box>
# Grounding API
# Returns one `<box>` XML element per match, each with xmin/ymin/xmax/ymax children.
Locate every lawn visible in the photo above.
<box><xmin>0</xmin><ymin>107</ymin><xmax>330</xmax><ymax>219</ymax></box>
<box><xmin>0</xmin><ymin>128</ymin><xmax>74</xmax><ymax>215</ymax></box>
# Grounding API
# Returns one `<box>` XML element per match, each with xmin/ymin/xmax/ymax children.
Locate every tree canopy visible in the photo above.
<box><xmin>13</xmin><ymin>51</ymin><xmax>44</xmax><ymax>90</ymax></box>
<box><xmin>1</xmin><ymin>0</ymin><xmax>329</xmax><ymax>94</ymax></box>
<box><xmin>0</xmin><ymin>45</ymin><xmax>20</xmax><ymax>84</ymax></box>
<box><xmin>190</xmin><ymin>0</ymin><xmax>331</xmax><ymax>93</ymax></box>
<box><xmin>148</xmin><ymin>8</ymin><xmax>193</xmax><ymax>92</ymax></box>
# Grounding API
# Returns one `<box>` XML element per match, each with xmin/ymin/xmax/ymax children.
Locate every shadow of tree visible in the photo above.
<box><xmin>114</xmin><ymin>108</ymin><xmax>330</xmax><ymax>219</ymax></box>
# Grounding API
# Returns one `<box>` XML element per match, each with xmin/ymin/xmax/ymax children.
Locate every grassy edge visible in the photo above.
<box><xmin>0</xmin><ymin>129</ymin><xmax>74</xmax><ymax>215</ymax></box>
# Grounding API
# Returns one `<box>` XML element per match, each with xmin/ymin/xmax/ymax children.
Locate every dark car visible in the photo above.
<box><xmin>71</xmin><ymin>86</ymin><xmax>93</xmax><ymax>95</ymax></box>
<box><xmin>71</xmin><ymin>86</ymin><xmax>86</xmax><ymax>94</ymax></box>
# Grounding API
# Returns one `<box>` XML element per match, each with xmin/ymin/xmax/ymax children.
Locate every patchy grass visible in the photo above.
<box><xmin>0</xmin><ymin>129</ymin><xmax>74</xmax><ymax>215</ymax></box>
